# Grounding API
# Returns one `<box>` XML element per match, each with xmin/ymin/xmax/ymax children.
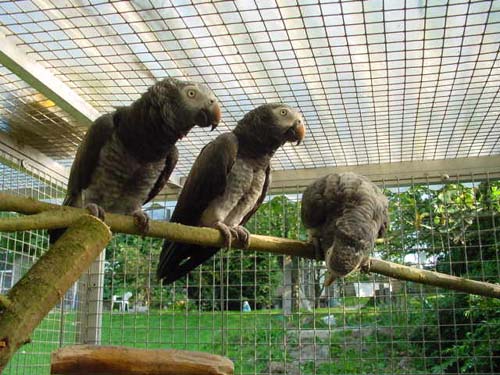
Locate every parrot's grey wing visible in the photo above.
<box><xmin>49</xmin><ymin>113</ymin><xmax>115</xmax><ymax>243</ymax></box>
<box><xmin>143</xmin><ymin>146</ymin><xmax>179</xmax><ymax>205</ymax></box>
<box><xmin>157</xmin><ymin>133</ymin><xmax>238</xmax><ymax>282</ymax></box>
<box><xmin>373</xmin><ymin>185</ymin><xmax>389</xmax><ymax>238</ymax></box>
<box><xmin>240</xmin><ymin>165</ymin><xmax>271</xmax><ymax>225</ymax></box>
<box><xmin>63</xmin><ymin>113</ymin><xmax>115</xmax><ymax>207</ymax></box>
<box><xmin>334</xmin><ymin>174</ymin><xmax>387</xmax><ymax>242</ymax></box>
<box><xmin>170</xmin><ymin>133</ymin><xmax>238</xmax><ymax>224</ymax></box>
<box><xmin>300</xmin><ymin>174</ymin><xmax>333</xmax><ymax>229</ymax></box>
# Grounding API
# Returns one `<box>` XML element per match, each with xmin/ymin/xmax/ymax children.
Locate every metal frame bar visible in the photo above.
<box><xmin>0</xmin><ymin>132</ymin><xmax>69</xmax><ymax>187</ymax></box>
<box><xmin>269</xmin><ymin>155</ymin><xmax>500</xmax><ymax>191</ymax></box>
<box><xmin>76</xmin><ymin>252</ymin><xmax>106</xmax><ymax>346</ymax></box>
<box><xmin>0</xmin><ymin>32</ymin><xmax>99</xmax><ymax>127</ymax></box>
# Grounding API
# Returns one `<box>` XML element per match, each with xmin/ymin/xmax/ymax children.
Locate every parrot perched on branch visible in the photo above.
<box><xmin>49</xmin><ymin>78</ymin><xmax>221</xmax><ymax>243</ymax></box>
<box><xmin>157</xmin><ymin>103</ymin><xmax>306</xmax><ymax>283</ymax></box>
<box><xmin>301</xmin><ymin>172</ymin><xmax>389</xmax><ymax>286</ymax></box>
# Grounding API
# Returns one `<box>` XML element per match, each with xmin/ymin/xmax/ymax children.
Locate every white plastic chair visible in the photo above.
<box><xmin>111</xmin><ymin>292</ymin><xmax>133</xmax><ymax>312</ymax></box>
<box><xmin>111</xmin><ymin>295</ymin><xmax>122</xmax><ymax>311</ymax></box>
<box><xmin>122</xmin><ymin>292</ymin><xmax>133</xmax><ymax>312</ymax></box>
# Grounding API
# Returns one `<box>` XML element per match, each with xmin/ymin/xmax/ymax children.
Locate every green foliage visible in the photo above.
<box><xmin>181</xmin><ymin>250</ymin><xmax>282</xmax><ymax>311</ymax></box>
<box><xmin>384</xmin><ymin>181</ymin><xmax>500</xmax><ymax>374</ymax></box>
<box><xmin>382</xmin><ymin>181</ymin><xmax>500</xmax><ymax>261</ymax></box>
<box><xmin>246</xmin><ymin>195</ymin><xmax>307</xmax><ymax>241</ymax></box>
<box><xmin>7</xmin><ymin>181</ymin><xmax>496</xmax><ymax>373</ymax></box>
<box><xmin>104</xmin><ymin>234</ymin><xmax>163</xmax><ymax>307</ymax></box>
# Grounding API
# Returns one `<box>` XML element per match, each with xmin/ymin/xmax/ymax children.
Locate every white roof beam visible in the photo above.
<box><xmin>0</xmin><ymin>32</ymin><xmax>100</xmax><ymax>127</ymax></box>
<box><xmin>270</xmin><ymin>155</ymin><xmax>500</xmax><ymax>191</ymax></box>
<box><xmin>0</xmin><ymin>131</ymin><xmax>69</xmax><ymax>188</ymax></box>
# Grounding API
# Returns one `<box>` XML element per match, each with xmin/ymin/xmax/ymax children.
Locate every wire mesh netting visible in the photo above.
<box><xmin>0</xmin><ymin>152</ymin><xmax>79</xmax><ymax>375</ymax></box>
<box><xmin>0</xmin><ymin>1</ymin><xmax>499</xmax><ymax>374</ymax></box>
<box><xmin>1</xmin><ymin>160</ymin><xmax>498</xmax><ymax>374</ymax></box>
<box><xmin>0</xmin><ymin>1</ymin><xmax>499</xmax><ymax>174</ymax></box>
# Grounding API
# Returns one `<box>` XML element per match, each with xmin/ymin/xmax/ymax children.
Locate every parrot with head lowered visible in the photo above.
<box><xmin>301</xmin><ymin>172</ymin><xmax>389</xmax><ymax>286</ymax></box>
<box><xmin>49</xmin><ymin>77</ymin><xmax>221</xmax><ymax>243</ymax></box>
<box><xmin>157</xmin><ymin>103</ymin><xmax>306</xmax><ymax>283</ymax></box>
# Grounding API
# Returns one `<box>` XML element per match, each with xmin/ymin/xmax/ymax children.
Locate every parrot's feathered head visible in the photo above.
<box><xmin>142</xmin><ymin>77</ymin><xmax>221</xmax><ymax>139</ymax></box>
<box><xmin>233</xmin><ymin>103</ymin><xmax>306</xmax><ymax>157</ymax></box>
<box><xmin>324</xmin><ymin>235</ymin><xmax>372</xmax><ymax>280</ymax></box>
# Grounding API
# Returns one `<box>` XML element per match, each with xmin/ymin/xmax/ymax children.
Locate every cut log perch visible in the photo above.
<box><xmin>50</xmin><ymin>345</ymin><xmax>234</xmax><ymax>375</ymax></box>
<box><xmin>0</xmin><ymin>215</ymin><xmax>112</xmax><ymax>371</ymax></box>
<box><xmin>0</xmin><ymin>192</ymin><xmax>499</xmax><ymax>299</ymax></box>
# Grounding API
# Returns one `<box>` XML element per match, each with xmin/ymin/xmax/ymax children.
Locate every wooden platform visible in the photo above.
<box><xmin>50</xmin><ymin>345</ymin><xmax>234</xmax><ymax>375</ymax></box>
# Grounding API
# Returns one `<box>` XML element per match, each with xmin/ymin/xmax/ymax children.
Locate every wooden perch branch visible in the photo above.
<box><xmin>0</xmin><ymin>192</ymin><xmax>499</xmax><ymax>299</ymax></box>
<box><xmin>0</xmin><ymin>215</ymin><xmax>111</xmax><ymax>371</ymax></box>
<box><xmin>368</xmin><ymin>259</ymin><xmax>500</xmax><ymax>298</ymax></box>
<box><xmin>50</xmin><ymin>345</ymin><xmax>234</xmax><ymax>375</ymax></box>
<box><xmin>0</xmin><ymin>192</ymin><xmax>310</xmax><ymax>258</ymax></box>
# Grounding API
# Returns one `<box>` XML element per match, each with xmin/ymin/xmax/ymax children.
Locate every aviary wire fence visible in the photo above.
<box><xmin>1</xmin><ymin>151</ymin><xmax>498</xmax><ymax>375</ymax></box>
<box><xmin>0</xmin><ymin>1</ymin><xmax>499</xmax><ymax>374</ymax></box>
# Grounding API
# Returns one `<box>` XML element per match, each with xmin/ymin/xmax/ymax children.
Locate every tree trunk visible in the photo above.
<box><xmin>0</xmin><ymin>215</ymin><xmax>111</xmax><ymax>371</ymax></box>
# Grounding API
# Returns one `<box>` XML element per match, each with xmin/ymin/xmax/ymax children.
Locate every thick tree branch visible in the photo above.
<box><xmin>0</xmin><ymin>192</ymin><xmax>499</xmax><ymax>299</ymax></box>
<box><xmin>0</xmin><ymin>294</ymin><xmax>12</xmax><ymax>310</ymax></box>
<box><xmin>0</xmin><ymin>215</ymin><xmax>111</xmax><ymax>371</ymax></box>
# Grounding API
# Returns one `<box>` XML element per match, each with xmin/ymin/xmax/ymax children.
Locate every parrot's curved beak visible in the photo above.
<box><xmin>196</xmin><ymin>101</ymin><xmax>221</xmax><ymax>131</ymax></box>
<box><xmin>287</xmin><ymin>119</ymin><xmax>306</xmax><ymax>145</ymax></box>
<box><xmin>210</xmin><ymin>102</ymin><xmax>221</xmax><ymax>131</ymax></box>
<box><xmin>197</xmin><ymin>102</ymin><xmax>221</xmax><ymax>130</ymax></box>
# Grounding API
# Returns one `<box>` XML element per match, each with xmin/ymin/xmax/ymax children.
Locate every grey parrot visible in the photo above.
<box><xmin>49</xmin><ymin>77</ymin><xmax>221</xmax><ymax>243</ymax></box>
<box><xmin>157</xmin><ymin>103</ymin><xmax>306</xmax><ymax>283</ymax></box>
<box><xmin>301</xmin><ymin>172</ymin><xmax>388</xmax><ymax>285</ymax></box>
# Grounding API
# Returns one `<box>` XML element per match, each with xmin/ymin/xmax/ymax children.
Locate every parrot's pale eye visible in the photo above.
<box><xmin>186</xmin><ymin>89</ymin><xmax>197</xmax><ymax>98</ymax></box>
<box><xmin>280</xmin><ymin>108</ymin><xmax>288</xmax><ymax>116</ymax></box>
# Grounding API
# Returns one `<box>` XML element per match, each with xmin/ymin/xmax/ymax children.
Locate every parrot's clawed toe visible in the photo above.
<box><xmin>359</xmin><ymin>258</ymin><xmax>372</xmax><ymax>274</ymax></box>
<box><xmin>132</xmin><ymin>210</ymin><xmax>150</xmax><ymax>234</ymax></box>
<box><xmin>85</xmin><ymin>203</ymin><xmax>106</xmax><ymax>221</ymax></box>
<box><xmin>214</xmin><ymin>223</ymin><xmax>250</xmax><ymax>249</ymax></box>
<box><xmin>231</xmin><ymin>225</ymin><xmax>250</xmax><ymax>249</ymax></box>
<box><xmin>214</xmin><ymin>221</ymin><xmax>233</xmax><ymax>249</ymax></box>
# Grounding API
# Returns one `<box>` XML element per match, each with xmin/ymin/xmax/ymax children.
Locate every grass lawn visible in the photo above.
<box><xmin>4</xmin><ymin>305</ymin><xmax>427</xmax><ymax>375</ymax></box>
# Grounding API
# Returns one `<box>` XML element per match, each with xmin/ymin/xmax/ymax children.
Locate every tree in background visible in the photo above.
<box><xmin>383</xmin><ymin>181</ymin><xmax>500</xmax><ymax>374</ymax></box>
<box><xmin>104</xmin><ymin>234</ymin><xmax>162</xmax><ymax>308</ymax></box>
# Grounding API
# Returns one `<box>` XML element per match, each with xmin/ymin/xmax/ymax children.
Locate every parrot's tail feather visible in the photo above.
<box><xmin>157</xmin><ymin>241</ymin><xmax>220</xmax><ymax>284</ymax></box>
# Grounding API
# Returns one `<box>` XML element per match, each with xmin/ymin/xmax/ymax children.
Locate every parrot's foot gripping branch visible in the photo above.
<box><xmin>132</xmin><ymin>209</ymin><xmax>150</xmax><ymax>234</ymax></box>
<box><xmin>360</xmin><ymin>258</ymin><xmax>372</xmax><ymax>274</ymax></box>
<box><xmin>229</xmin><ymin>226</ymin><xmax>250</xmax><ymax>249</ymax></box>
<box><xmin>214</xmin><ymin>222</ymin><xmax>250</xmax><ymax>249</ymax></box>
<box><xmin>85</xmin><ymin>203</ymin><xmax>106</xmax><ymax>221</ymax></box>
<box><xmin>214</xmin><ymin>221</ymin><xmax>233</xmax><ymax>249</ymax></box>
